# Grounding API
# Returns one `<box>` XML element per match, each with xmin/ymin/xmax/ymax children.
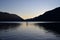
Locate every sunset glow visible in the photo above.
<box><xmin>0</xmin><ymin>0</ymin><xmax>60</xmax><ymax>19</ymax></box>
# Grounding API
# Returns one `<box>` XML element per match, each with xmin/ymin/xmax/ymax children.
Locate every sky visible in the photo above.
<box><xmin>0</xmin><ymin>0</ymin><xmax>60</xmax><ymax>19</ymax></box>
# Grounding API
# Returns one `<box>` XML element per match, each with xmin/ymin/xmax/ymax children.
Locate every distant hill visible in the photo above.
<box><xmin>26</xmin><ymin>7</ymin><xmax>60</xmax><ymax>21</ymax></box>
<box><xmin>0</xmin><ymin>12</ymin><xmax>24</xmax><ymax>21</ymax></box>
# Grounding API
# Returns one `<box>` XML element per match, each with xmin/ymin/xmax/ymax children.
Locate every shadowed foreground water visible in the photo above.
<box><xmin>0</xmin><ymin>22</ymin><xmax>60</xmax><ymax>40</ymax></box>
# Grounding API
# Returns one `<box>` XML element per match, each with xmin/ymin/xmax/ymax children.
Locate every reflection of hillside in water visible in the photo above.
<box><xmin>0</xmin><ymin>23</ymin><xmax>20</xmax><ymax>30</ymax></box>
<box><xmin>35</xmin><ymin>23</ymin><xmax>60</xmax><ymax>34</ymax></box>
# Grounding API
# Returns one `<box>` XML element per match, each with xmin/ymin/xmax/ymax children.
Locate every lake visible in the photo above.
<box><xmin>0</xmin><ymin>22</ymin><xmax>60</xmax><ymax>40</ymax></box>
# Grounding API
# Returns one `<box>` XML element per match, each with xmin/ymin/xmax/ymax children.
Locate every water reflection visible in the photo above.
<box><xmin>0</xmin><ymin>23</ymin><xmax>20</xmax><ymax>30</ymax></box>
<box><xmin>0</xmin><ymin>22</ymin><xmax>60</xmax><ymax>40</ymax></box>
<box><xmin>35</xmin><ymin>23</ymin><xmax>60</xmax><ymax>34</ymax></box>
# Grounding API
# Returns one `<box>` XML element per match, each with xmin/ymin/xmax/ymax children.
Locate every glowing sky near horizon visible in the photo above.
<box><xmin>0</xmin><ymin>0</ymin><xmax>60</xmax><ymax>19</ymax></box>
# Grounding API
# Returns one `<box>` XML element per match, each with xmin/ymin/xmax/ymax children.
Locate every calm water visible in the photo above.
<box><xmin>0</xmin><ymin>22</ymin><xmax>60</xmax><ymax>40</ymax></box>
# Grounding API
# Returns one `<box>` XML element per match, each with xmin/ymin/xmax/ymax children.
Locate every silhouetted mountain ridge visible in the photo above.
<box><xmin>0</xmin><ymin>12</ymin><xmax>23</xmax><ymax>21</ymax></box>
<box><xmin>26</xmin><ymin>7</ymin><xmax>60</xmax><ymax>21</ymax></box>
